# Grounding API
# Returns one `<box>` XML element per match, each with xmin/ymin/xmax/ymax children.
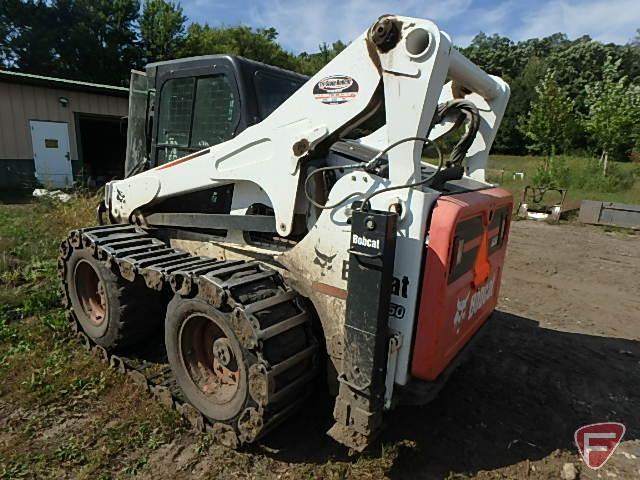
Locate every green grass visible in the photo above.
<box><xmin>486</xmin><ymin>154</ymin><xmax>640</xmax><ymax>206</ymax></box>
<box><xmin>0</xmin><ymin>195</ymin><xmax>186</xmax><ymax>479</ymax></box>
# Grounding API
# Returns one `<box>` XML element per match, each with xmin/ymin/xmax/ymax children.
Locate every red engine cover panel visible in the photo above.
<box><xmin>411</xmin><ymin>188</ymin><xmax>513</xmax><ymax>381</ymax></box>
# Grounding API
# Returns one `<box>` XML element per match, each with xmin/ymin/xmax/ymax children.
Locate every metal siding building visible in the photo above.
<box><xmin>0</xmin><ymin>70</ymin><xmax>129</xmax><ymax>189</ymax></box>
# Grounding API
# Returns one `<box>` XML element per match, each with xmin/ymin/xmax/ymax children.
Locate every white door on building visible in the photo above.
<box><xmin>29</xmin><ymin>120</ymin><xmax>73</xmax><ymax>188</ymax></box>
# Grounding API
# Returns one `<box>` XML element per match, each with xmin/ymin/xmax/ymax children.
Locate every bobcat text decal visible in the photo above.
<box><xmin>342</xmin><ymin>261</ymin><xmax>409</xmax><ymax>298</ymax></box>
<box><xmin>341</xmin><ymin>261</ymin><xmax>410</xmax><ymax>320</ymax></box>
<box><xmin>453</xmin><ymin>274</ymin><xmax>496</xmax><ymax>334</ymax></box>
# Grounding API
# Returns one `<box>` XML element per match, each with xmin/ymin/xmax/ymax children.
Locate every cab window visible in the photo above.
<box><xmin>191</xmin><ymin>76</ymin><xmax>237</xmax><ymax>148</ymax></box>
<box><xmin>254</xmin><ymin>71</ymin><xmax>303</xmax><ymax>119</ymax></box>
<box><xmin>156</xmin><ymin>75</ymin><xmax>238</xmax><ymax>165</ymax></box>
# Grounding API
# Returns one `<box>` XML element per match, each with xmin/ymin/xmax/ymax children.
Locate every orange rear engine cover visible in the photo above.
<box><xmin>411</xmin><ymin>188</ymin><xmax>513</xmax><ymax>381</ymax></box>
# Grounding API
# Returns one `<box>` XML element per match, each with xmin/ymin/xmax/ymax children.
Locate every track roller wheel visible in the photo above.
<box><xmin>64</xmin><ymin>246</ymin><xmax>162</xmax><ymax>350</ymax></box>
<box><xmin>165</xmin><ymin>297</ymin><xmax>251</xmax><ymax>423</ymax></box>
<box><xmin>165</xmin><ymin>268</ymin><xmax>318</xmax><ymax>445</ymax></box>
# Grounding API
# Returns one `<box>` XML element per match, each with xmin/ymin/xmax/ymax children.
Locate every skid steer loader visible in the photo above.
<box><xmin>59</xmin><ymin>15</ymin><xmax>513</xmax><ymax>451</ymax></box>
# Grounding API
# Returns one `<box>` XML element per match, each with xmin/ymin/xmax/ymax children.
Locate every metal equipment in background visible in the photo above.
<box><xmin>579</xmin><ymin>200</ymin><xmax>640</xmax><ymax>229</ymax></box>
<box><xmin>517</xmin><ymin>185</ymin><xmax>568</xmax><ymax>222</ymax></box>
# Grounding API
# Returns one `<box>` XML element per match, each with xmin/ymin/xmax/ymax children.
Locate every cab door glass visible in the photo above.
<box><xmin>125</xmin><ymin>70</ymin><xmax>149</xmax><ymax>176</ymax></box>
<box><xmin>157</xmin><ymin>77</ymin><xmax>194</xmax><ymax>164</ymax></box>
<box><xmin>156</xmin><ymin>75</ymin><xmax>238</xmax><ymax>166</ymax></box>
<box><xmin>191</xmin><ymin>76</ymin><xmax>238</xmax><ymax>148</ymax></box>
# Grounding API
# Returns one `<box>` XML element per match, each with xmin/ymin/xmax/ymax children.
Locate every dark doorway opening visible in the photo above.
<box><xmin>77</xmin><ymin>115</ymin><xmax>126</xmax><ymax>186</ymax></box>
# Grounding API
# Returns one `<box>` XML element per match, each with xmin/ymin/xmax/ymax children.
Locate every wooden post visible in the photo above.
<box><xmin>603</xmin><ymin>151</ymin><xmax>609</xmax><ymax>177</ymax></box>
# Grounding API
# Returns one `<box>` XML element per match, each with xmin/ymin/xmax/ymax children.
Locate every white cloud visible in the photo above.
<box><xmin>452</xmin><ymin>0</ymin><xmax>518</xmax><ymax>46</ymax></box>
<box><xmin>249</xmin><ymin>0</ymin><xmax>474</xmax><ymax>52</ymax></box>
<box><xmin>181</xmin><ymin>0</ymin><xmax>640</xmax><ymax>51</ymax></box>
<box><xmin>515</xmin><ymin>0</ymin><xmax>640</xmax><ymax>44</ymax></box>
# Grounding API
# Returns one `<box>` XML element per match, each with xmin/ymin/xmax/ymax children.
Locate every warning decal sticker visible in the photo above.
<box><xmin>313</xmin><ymin>75</ymin><xmax>359</xmax><ymax>105</ymax></box>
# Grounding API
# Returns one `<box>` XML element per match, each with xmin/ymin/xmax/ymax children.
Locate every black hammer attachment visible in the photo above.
<box><xmin>328</xmin><ymin>208</ymin><xmax>397</xmax><ymax>451</ymax></box>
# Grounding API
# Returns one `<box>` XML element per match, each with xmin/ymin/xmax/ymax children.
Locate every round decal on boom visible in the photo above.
<box><xmin>313</xmin><ymin>75</ymin><xmax>359</xmax><ymax>105</ymax></box>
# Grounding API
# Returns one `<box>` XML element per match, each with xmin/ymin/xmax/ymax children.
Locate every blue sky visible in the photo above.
<box><xmin>180</xmin><ymin>0</ymin><xmax>640</xmax><ymax>52</ymax></box>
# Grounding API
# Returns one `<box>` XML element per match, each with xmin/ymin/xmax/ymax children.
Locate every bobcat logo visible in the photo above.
<box><xmin>313</xmin><ymin>247</ymin><xmax>337</xmax><ymax>277</ymax></box>
<box><xmin>116</xmin><ymin>188</ymin><xmax>126</xmax><ymax>203</ymax></box>
<box><xmin>453</xmin><ymin>293</ymin><xmax>470</xmax><ymax>334</ymax></box>
<box><xmin>453</xmin><ymin>274</ymin><xmax>497</xmax><ymax>335</ymax></box>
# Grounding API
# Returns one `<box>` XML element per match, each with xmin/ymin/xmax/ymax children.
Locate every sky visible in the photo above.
<box><xmin>180</xmin><ymin>0</ymin><xmax>640</xmax><ymax>53</ymax></box>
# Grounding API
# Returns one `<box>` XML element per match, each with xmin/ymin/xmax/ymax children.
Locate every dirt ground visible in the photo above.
<box><xmin>2</xmin><ymin>219</ymin><xmax>639</xmax><ymax>479</ymax></box>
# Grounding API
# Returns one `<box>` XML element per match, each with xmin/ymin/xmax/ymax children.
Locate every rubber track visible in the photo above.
<box><xmin>58</xmin><ymin>224</ymin><xmax>319</xmax><ymax>448</ymax></box>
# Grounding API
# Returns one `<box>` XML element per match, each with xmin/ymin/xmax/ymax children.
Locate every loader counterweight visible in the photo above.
<box><xmin>412</xmin><ymin>188</ymin><xmax>513</xmax><ymax>380</ymax></box>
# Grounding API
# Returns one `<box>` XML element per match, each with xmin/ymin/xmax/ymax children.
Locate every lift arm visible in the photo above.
<box><xmin>106</xmin><ymin>15</ymin><xmax>509</xmax><ymax>236</ymax></box>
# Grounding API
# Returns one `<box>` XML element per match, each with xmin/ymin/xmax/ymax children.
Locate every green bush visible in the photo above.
<box><xmin>532</xmin><ymin>156</ymin><xmax>571</xmax><ymax>187</ymax></box>
<box><xmin>529</xmin><ymin>155</ymin><xmax>637</xmax><ymax>193</ymax></box>
<box><xmin>573</xmin><ymin>160</ymin><xmax>636</xmax><ymax>192</ymax></box>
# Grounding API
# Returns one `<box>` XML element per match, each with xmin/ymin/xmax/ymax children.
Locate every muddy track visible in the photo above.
<box><xmin>57</xmin><ymin>224</ymin><xmax>319</xmax><ymax>448</ymax></box>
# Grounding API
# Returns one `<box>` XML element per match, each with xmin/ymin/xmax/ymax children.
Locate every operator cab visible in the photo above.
<box><xmin>125</xmin><ymin>55</ymin><xmax>308</xmax><ymax>177</ymax></box>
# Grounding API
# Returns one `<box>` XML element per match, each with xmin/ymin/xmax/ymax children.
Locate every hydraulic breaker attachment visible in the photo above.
<box><xmin>328</xmin><ymin>209</ymin><xmax>397</xmax><ymax>451</ymax></box>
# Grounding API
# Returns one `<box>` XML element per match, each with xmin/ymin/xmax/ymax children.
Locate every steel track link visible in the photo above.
<box><xmin>58</xmin><ymin>224</ymin><xmax>319</xmax><ymax>448</ymax></box>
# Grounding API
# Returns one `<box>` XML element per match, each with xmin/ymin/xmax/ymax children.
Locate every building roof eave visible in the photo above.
<box><xmin>0</xmin><ymin>70</ymin><xmax>129</xmax><ymax>97</ymax></box>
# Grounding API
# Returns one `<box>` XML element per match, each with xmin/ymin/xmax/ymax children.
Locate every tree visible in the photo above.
<box><xmin>140</xmin><ymin>0</ymin><xmax>186</xmax><ymax>63</ymax></box>
<box><xmin>461</xmin><ymin>32</ymin><xmax>577</xmax><ymax>154</ymax></box>
<box><xmin>547</xmin><ymin>39</ymin><xmax>625</xmax><ymax>108</ymax></box>
<box><xmin>0</xmin><ymin>0</ymin><xmax>16</xmax><ymax>67</ymax></box>
<box><xmin>493</xmin><ymin>55</ymin><xmax>548</xmax><ymax>154</ymax></box>
<box><xmin>518</xmin><ymin>71</ymin><xmax>575</xmax><ymax>159</ymax></box>
<box><xmin>52</xmin><ymin>0</ymin><xmax>142</xmax><ymax>84</ymax></box>
<box><xmin>0</xmin><ymin>0</ymin><xmax>60</xmax><ymax>73</ymax></box>
<box><xmin>458</xmin><ymin>31</ymin><xmax>640</xmax><ymax>154</ymax></box>
<box><xmin>1</xmin><ymin>0</ymin><xmax>639</xmax><ymax>125</ymax></box>
<box><xmin>296</xmin><ymin>41</ymin><xmax>347</xmax><ymax>75</ymax></box>
<box><xmin>178</xmin><ymin>24</ymin><xmax>348</xmax><ymax>76</ymax></box>
<box><xmin>1</xmin><ymin>0</ymin><xmax>142</xmax><ymax>84</ymax></box>
<box><xmin>583</xmin><ymin>56</ymin><xmax>640</xmax><ymax>161</ymax></box>
<box><xmin>178</xmin><ymin>24</ymin><xmax>300</xmax><ymax>71</ymax></box>
<box><xmin>515</xmin><ymin>33</ymin><xmax>572</xmax><ymax>62</ymax></box>
<box><xmin>461</xmin><ymin>33</ymin><xmax>520</xmax><ymax>79</ymax></box>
